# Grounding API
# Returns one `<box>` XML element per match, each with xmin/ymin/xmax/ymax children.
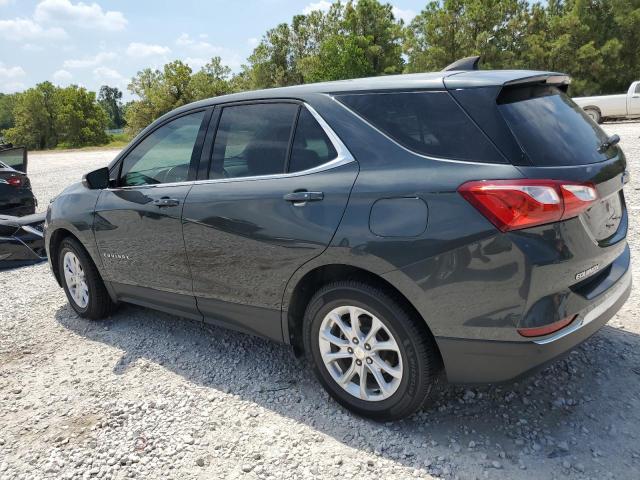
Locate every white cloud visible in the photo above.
<box><xmin>63</xmin><ymin>51</ymin><xmax>116</xmax><ymax>68</ymax></box>
<box><xmin>0</xmin><ymin>17</ymin><xmax>67</xmax><ymax>41</ymax></box>
<box><xmin>0</xmin><ymin>62</ymin><xmax>26</xmax><ymax>92</ymax></box>
<box><xmin>0</xmin><ymin>0</ymin><xmax>15</xmax><ymax>6</ymax></box>
<box><xmin>93</xmin><ymin>66</ymin><xmax>123</xmax><ymax>82</ymax></box>
<box><xmin>34</xmin><ymin>0</ymin><xmax>127</xmax><ymax>31</ymax></box>
<box><xmin>52</xmin><ymin>69</ymin><xmax>72</xmax><ymax>84</ymax></box>
<box><xmin>184</xmin><ymin>57</ymin><xmax>207</xmax><ymax>70</ymax></box>
<box><xmin>302</xmin><ymin>0</ymin><xmax>332</xmax><ymax>14</ymax></box>
<box><xmin>176</xmin><ymin>33</ymin><xmax>223</xmax><ymax>56</ymax></box>
<box><xmin>392</xmin><ymin>6</ymin><xmax>416</xmax><ymax>24</ymax></box>
<box><xmin>126</xmin><ymin>42</ymin><xmax>170</xmax><ymax>58</ymax></box>
<box><xmin>247</xmin><ymin>37</ymin><xmax>259</xmax><ymax>48</ymax></box>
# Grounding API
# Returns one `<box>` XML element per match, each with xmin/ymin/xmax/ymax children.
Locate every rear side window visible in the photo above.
<box><xmin>337</xmin><ymin>91</ymin><xmax>502</xmax><ymax>163</ymax></box>
<box><xmin>498</xmin><ymin>85</ymin><xmax>615</xmax><ymax>166</ymax></box>
<box><xmin>211</xmin><ymin>103</ymin><xmax>298</xmax><ymax>179</ymax></box>
<box><xmin>289</xmin><ymin>108</ymin><xmax>337</xmax><ymax>172</ymax></box>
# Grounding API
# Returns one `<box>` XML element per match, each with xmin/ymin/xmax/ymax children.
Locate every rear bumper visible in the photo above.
<box><xmin>437</xmin><ymin>266</ymin><xmax>631</xmax><ymax>384</ymax></box>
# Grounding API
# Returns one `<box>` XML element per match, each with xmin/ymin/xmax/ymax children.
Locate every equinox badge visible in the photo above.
<box><xmin>575</xmin><ymin>264</ymin><xmax>599</xmax><ymax>281</ymax></box>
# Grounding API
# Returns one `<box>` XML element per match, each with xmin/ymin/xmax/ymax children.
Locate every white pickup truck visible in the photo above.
<box><xmin>573</xmin><ymin>81</ymin><xmax>640</xmax><ymax>123</ymax></box>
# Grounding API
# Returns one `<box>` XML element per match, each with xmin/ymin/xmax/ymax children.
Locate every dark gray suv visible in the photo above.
<box><xmin>45</xmin><ymin>67</ymin><xmax>631</xmax><ymax>420</ymax></box>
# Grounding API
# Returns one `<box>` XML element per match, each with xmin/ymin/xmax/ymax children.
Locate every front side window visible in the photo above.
<box><xmin>211</xmin><ymin>103</ymin><xmax>298</xmax><ymax>179</ymax></box>
<box><xmin>289</xmin><ymin>108</ymin><xmax>337</xmax><ymax>172</ymax></box>
<box><xmin>121</xmin><ymin>111</ymin><xmax>205</xmax><ymax>187</ymax></box>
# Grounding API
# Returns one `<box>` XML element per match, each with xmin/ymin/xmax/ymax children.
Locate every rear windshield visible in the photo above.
<box><xmin>498</xmin><ymin>85</ymin><xmax>616</xmax><ymax>166</ymax></box>
<box><xmin>337</xmin><ymin>91</ymin><xmax>504</xmax><ymax>163</ymax></box>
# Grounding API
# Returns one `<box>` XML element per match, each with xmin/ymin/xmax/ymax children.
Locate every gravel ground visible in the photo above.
<box><xmin>1</xmin><ymin>123</ymin><xmax>640</xmax><ymax>480</ymax></box>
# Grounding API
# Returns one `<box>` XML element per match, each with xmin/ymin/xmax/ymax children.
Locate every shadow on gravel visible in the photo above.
<box><xmin>55</xmin><ymin>303</ymin><xmax>640</xmax><ymax>478</ymax></box>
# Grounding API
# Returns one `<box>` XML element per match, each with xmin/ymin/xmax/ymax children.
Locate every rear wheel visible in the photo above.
<box><xmin>58</xmin><ymin>237</ymin><xmax>115</xmax><ymax>320</ymax></box>
<box><xmin>585</xmin><ymin>108</ymin><xmax>602</xmax><ymax>124</ymax></box>
<box><xmin>303</xmin><ymin>281</ymin><xmax>439</xmax><ymax>421</ymax></box>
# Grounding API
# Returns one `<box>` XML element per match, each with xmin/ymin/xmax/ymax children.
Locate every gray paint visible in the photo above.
<box><xmin>45</xmin><ymin>69</ymin><xmax>631</xmax><ymax>385</ymax></box>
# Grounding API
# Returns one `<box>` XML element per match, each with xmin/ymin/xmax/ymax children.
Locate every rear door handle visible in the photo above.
<box><xmin>283</xmin><ymin>191</ymin><xmax>324</xmax><ymax>205</ymax></box>
<box><xmin>153</xmin><ymin>197</ymin><xmax>180</xmax><ymax>207</ymax></box>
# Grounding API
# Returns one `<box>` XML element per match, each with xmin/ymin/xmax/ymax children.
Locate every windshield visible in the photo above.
<box><xmin>498</xmin><ymin>85</ymin><xmax>616</xmax><ymax>166</ymax></box>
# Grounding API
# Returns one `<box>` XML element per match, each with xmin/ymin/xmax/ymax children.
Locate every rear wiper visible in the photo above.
<box><xmin>598</xmin><ymin>134</ymin><xmax>620</xmax><ymax>153</ymax></box>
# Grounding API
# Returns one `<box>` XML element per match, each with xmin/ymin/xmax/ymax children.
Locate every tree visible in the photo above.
<box><xmin>125</xmin><ymin>58</ymin><xmax>235</xmax><ymax>135</ymax></box>
<box><xmin>190</xmin><ymin>57</ymin><xmax>232</xmax><ymax>100</ymax></box>
<box><xmin>56</xmin><ymin>86</ymin><xmax>109</xmax><ymax>148</ymax></box>
<box><xmin>4</xmin><ymin>82</ymin><xmax>59</xmax><ymax>149</ymax></box>
<box><xmin>0</xmin><ymin>93</ymin><xmax>18</xmax><ymax>135</ymax></box>
<box><xmin>244</xmin><ymin>0</ymin><xmax>404</xmax><ymax>87</ymax></box>
<box><xmin>97</xmin><ymin>85</ymin><xmax>125</xmax><ymax>129</ymax></box>
<box><xmin>4</xmin><ymin>82</ymin><xmax>108</xmax><ymax>149</ymax></box>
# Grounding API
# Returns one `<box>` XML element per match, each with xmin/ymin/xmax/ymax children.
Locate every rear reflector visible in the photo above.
<box><xmin>458</xmin><ymin>179</ymin><xmax>597</xmax><ymax>232</ymax></box>
<box><xmin>517</xmin><ymin>315</ymin><xmax>578</xmax><ymax>338</ymax></box>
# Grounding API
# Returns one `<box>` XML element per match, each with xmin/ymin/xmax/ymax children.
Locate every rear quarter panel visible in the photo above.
<box><xmin>285</xmin><ymin>94</ymin><xmax>529</xmax><ymax>341</ymax></box>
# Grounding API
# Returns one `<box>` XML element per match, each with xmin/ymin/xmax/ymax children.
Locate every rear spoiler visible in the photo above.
<box><xmin>444</xmin><ymin>70</ymin><xmax>571</xmax><ymax>90</ymax></box>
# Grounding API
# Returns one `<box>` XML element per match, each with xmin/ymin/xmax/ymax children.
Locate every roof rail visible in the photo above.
<box><xmin>442</xmin><ymin>56</ymin><xmax>481</xmax><ymax>72</ymax></box>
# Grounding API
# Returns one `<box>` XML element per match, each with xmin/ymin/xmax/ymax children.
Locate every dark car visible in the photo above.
<box><xmin>0</xmin><ymin>212</ymin><xmax>46</xmax><ymax>269</ymax></box>
<box><xmin>45</xmin><ymin>64</ymin><xmax>631</xmax><ymax>420</ymax></box>
<box><xmin>0</xmin><ymin>145</ymin><xmax>37</xmax><ymax>216</ymax></box>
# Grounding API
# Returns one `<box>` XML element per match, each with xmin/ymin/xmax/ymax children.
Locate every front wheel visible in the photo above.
<box><xmin>303</xmin><ymin>281</ymin><xmax>439</xmax><ymax>421</ymax></box>
<box><xmin>58</xmin><ymin>237</ymin><xmax>115</xmax><ymax>320</ymax></box>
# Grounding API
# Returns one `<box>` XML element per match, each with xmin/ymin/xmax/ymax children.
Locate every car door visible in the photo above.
<box><xmin>94</xmin><ymin>108</ymin><xmax>210</xmax><ymax>319</ymax></box>
<box><xmin>182</xmin><ymin>101</ymin><xmax>359</xmax><ymax>340</ymax></box>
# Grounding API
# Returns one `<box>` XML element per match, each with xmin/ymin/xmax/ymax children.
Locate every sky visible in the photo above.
<box><xmin>0</xmin><ymin>0</ymin><xmax>424</xmax><ymax>99</ymax></box>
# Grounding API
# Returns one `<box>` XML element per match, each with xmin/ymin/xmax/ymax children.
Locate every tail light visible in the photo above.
<box><xmin>1</xmin><ymin>176</ymin><xmax>23</xmax><ymax>187</ymax></box>
<box><xmin>458</xmin><ymin>179</ymin><xmax>597</xmax><ymax>232</ymax></box>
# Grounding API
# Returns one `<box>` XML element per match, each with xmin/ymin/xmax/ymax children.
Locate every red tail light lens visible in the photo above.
<box><xmin>458</xmin><ymin>179</ymin><xmax>597</xmax><ymax>232</ymax></box>
<box><xmin>7</xmin><ymin>176</ymin><xmax>22</xmax><ymax>187</ymax></box>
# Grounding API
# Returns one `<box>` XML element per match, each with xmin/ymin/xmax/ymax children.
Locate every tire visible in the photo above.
<box><xmin>585</xmin><ymin>108</ymin><xmax>602</xmax><ymax>124</ymax></box>
<box><xmin>58</xmin><ymin>237</ymin><xmax>115</xmax><ymax>320</ymax></box>
<box><xmin>303</xmin><ymin>281</ymin><xmax>439</xmax><ymax>421</ymax></box>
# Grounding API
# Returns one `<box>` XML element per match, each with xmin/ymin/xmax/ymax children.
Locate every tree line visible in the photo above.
<box><xmin>1</xmin><ymin>0</ymin><xmax>638</xmax><ymax>149</ymax></box>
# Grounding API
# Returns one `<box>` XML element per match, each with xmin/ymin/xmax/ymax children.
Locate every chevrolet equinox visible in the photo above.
<box><xmin>45</xmin><ymin>65</ymin><xmax>632</xmax><ymax>420</ymax></box>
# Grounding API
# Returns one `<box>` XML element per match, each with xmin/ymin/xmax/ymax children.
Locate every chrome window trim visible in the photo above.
<box><xmin>191</xmin><ymin>102</ymin><xmax>355</xmax><ymax>185</ymax></box>
<box><xmin>107</xmin><ymin>102</ymin><xmax>355</xmax><ymax>191</ymax></box>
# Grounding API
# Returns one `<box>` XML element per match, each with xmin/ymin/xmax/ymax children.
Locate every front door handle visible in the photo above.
<box><xmin>153</xmin><ymin>197</ymin><xmax>180</xmax><ymax>207</ymax></box>
<box><xmin>283</xmin><ymin>191</ymin><xmax>324</xmax><ymax>205</ymax></box>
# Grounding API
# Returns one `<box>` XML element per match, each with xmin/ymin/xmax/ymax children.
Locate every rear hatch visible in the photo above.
<box><xmin>496</xmin><ymin>82</ymin><xmax>626</xmax><ymax>244</ymax></box>
<box><xmin>448</xmin><ymin>73</ymin><xmax>629</xmax><ymax>332</ymax></box>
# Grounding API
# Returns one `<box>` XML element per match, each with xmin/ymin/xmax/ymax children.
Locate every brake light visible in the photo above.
<box><xmin>6</xmin><ymin>176</ymin><xmax>22</xmax><ymax>187</ymax></box>
<box><xmin>458</xmin><ymin>179</ymin><xmax>597</xmax><ymax>232</ymax></box>
<box><xmin>518</xmin><ymin>314</ymin><xmax>577</xmax><ymax>337</ymax></box>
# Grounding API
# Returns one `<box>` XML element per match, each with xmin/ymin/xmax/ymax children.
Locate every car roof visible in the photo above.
<box><xmin>160</xmin><ymin>69</ymin><xmax>567</xmax><ymax>118</ymax></box>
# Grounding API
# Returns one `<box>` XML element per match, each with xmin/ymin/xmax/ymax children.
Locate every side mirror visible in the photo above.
<box><xmin>82</xmin><ymin>167</ymin><xmax>110</xmax><ymax>190</ymax></box>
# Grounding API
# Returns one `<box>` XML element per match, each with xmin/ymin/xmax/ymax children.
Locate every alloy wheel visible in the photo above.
<box><xmin>318</xmin><ymin>305</ymin><xmax>403</xmax><ymax>401</ymax></box>
<box><xmin>63</xmin><ymin>251</ymin><xmax>89</xmax><ymax>309</ymax></box>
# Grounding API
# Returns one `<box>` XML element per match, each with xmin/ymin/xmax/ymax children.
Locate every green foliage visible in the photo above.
<box><xmin>98</xmin><ymin>86</ymin><xmax>125</xmax><ymax>130</ymax></box>
<box><xmin>247</xmin><ymin>0</ymin><xmax>404</xmax><ymax>86</ymax></box>
<box><xmin>0</xmin><ymin>93</ymin><xmax>18</xmax><ymax>134</ymax></box>
<box><xmin>125</xmin><ymin>57</ymin><xmax>235</xmax><ymax>136</ymax></box>
<box><xmin>405</xmin><ymin>0</ymin><xmax>640</xmax><ymax>96</ymax></box>
<box><xmin>6</xmin><ymin>0</ymin><xmax>640</xmax><ymax>148</ymax></box>
<box><xmin>4</xmin><ymin>82</ymin><xmax>109</xmax><ymax>149</ymax></box>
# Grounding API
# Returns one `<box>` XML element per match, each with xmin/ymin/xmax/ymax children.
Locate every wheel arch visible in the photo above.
<box><xmin>47</xmin><ymin>227</ymin><xmax>114</xmax><ymax>303</ymax></box>
<box><xmin>48</xmin><ymin>227</ymin><xmax>77</xmax><ymax>286</ymax></box>
<box><xmin>285</xmin><ymin>263</ymin><xmax>443</xmax><ymax>367</ymax></box>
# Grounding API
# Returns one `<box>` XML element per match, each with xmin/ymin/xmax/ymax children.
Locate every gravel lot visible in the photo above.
<box><xmin>1</xmin><ymin>123</ymin><xmax>640</xmax><ymax>480</ymax></box>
